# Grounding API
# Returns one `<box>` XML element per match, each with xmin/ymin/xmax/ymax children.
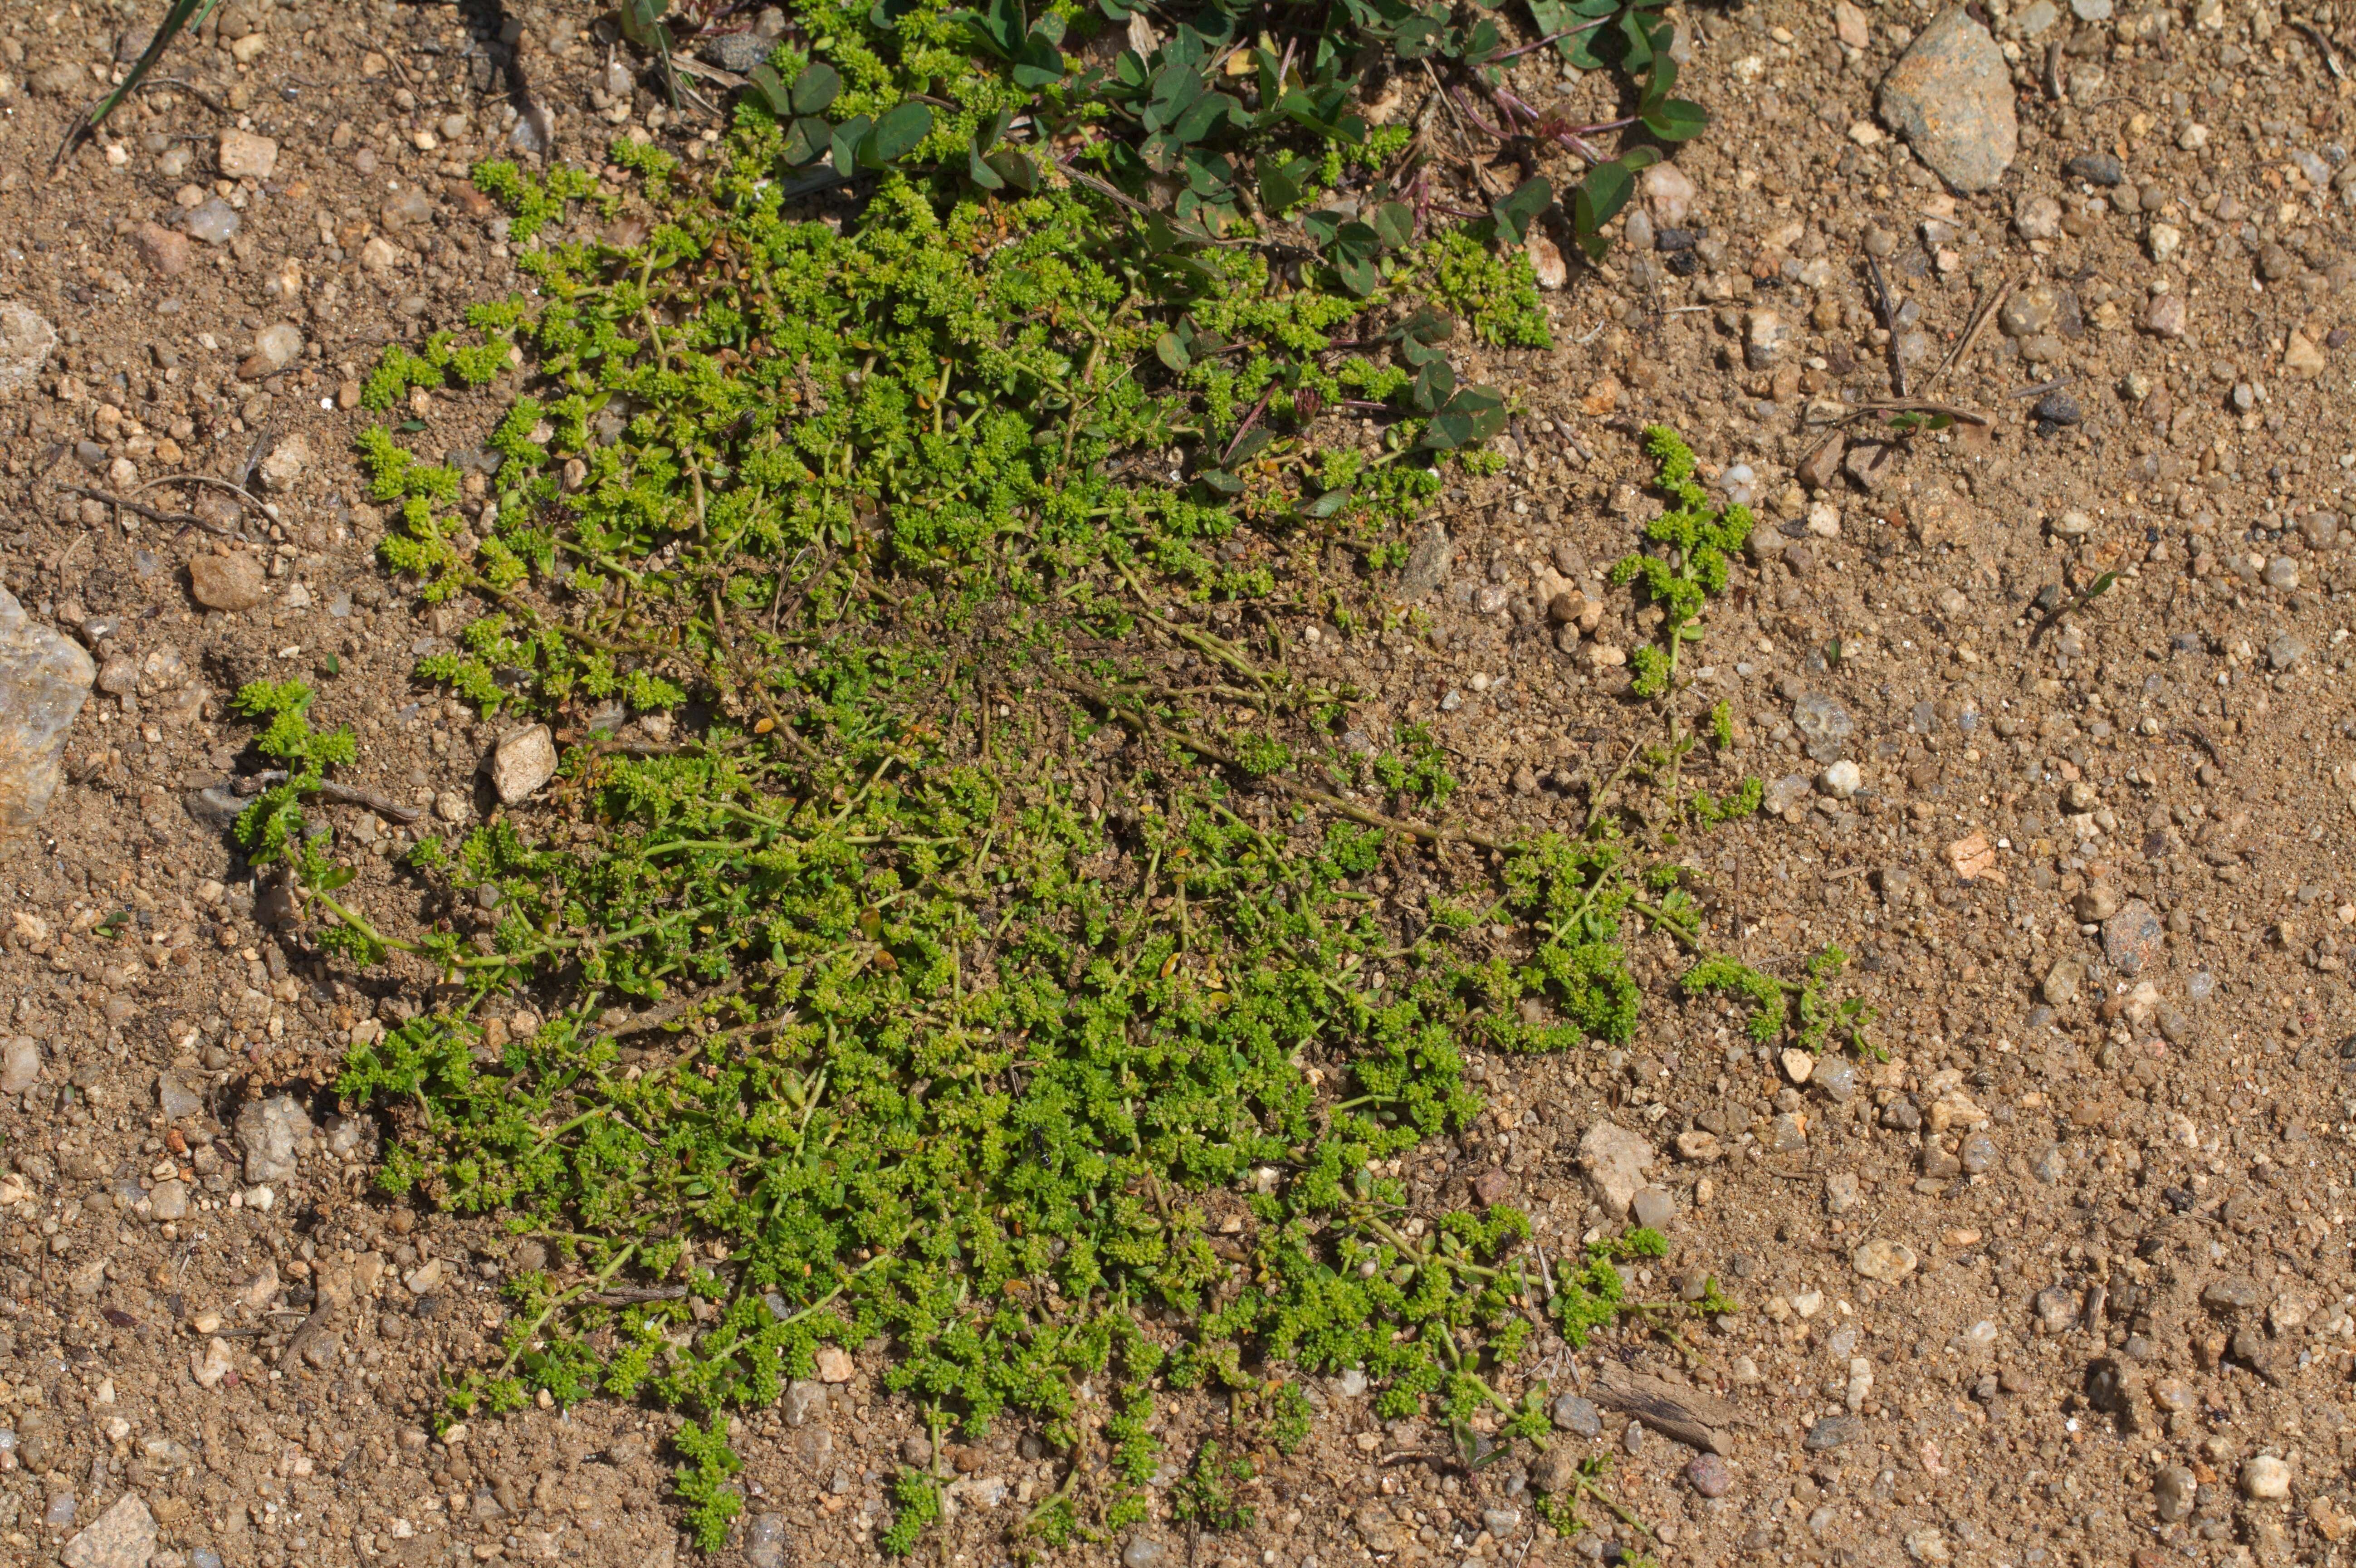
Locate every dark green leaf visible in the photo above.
<box><xmin>791</xmin><ymin>61</ymin><xmax>843</xmax><ymax>115</ymax></box>
<box><xmin>1369</xmin><ymin>200</ymin><xmax>1415</xmax><ymax>250</ymax></box>
<box><xmin>747</xmin><ymin>62</ymin><xmax>794</xmax><ymax>117</ymax></box>
<box><xmin>1641</xmin><ymin>98</ymin><xmax>1707</xmax><ymax>142</ymax></box>
<box><xmin>1396</xmin><ymin>306</ymin><xmax>1454</xmax><ymax>346</ymax></box>
<box><xmin>1253</xmin><ymin>154</ymin><xmax>1310</xmax><ymax>214</ymax></box>
<box><xmin>618</xmin><ymin>0</ymin><xmax>670</xmax><ymax>51</ymax></box>
<box><xmin>1155</xmin><ymin>331</ymin><xmax>1192</xmax><ymax>372</ymax></box>
<box><xmin>1171</xmin><ymin>91</ymin><xmax>1237</xmax><ymax>144</ymax></box>
<box><xmin>1301</xmin><ymin>487</ymin><xmax>1353</xmax><ymax>518</ymax></box>
<box><xmin>860</xmin><ymin>102</ymin><xmax>933</xmax><ymax>166</ymax></box>
<box><xmin>1335</xmin><ymin>254</ymin><xmax>1380</xmax><ymax>296</ymax></box>
<box><xmin>984</xmin><ymin>148</ymin><xmax>1037</xmax><ymax>191</ymax></box>
<box><xmin>1410</xmin><ymin>359</ymin><xmax>1455</xmax><ymax>412</ymax></box>
<box><xmin>1572</xmin><ymin>159</ymin><xmax>1635</xmax><ymax>252</ymax></box>
<box><xmin>1198</xmin><ymin>468</ymin><xmax>1246</xmax><ymax>495</ymax></box>
<box><xmin>781</xmin><ymin>116</ymin><xmax>830</xmax><ymax>167</ymax></box>
<box><xmin>1641</xmin><ymin>46</ymin><xmax>1675</xmax><ymax>113</ymax></box>
<box><xmin>398</xmin><ymin>419</ymin><xmax>428</xmax><ymax>433</ymax></box>
<box><xmin>829</xmin><ymin>114</ymin><xmax>872</xmax><ymax>176</ymax></box>
<box><xmin>1227</xmin><ymin>427</ymin><xmax>1275</xmax><ymax>464</ymax></box>
<box><xmin>1012</xmin><ymin>32</ymin><xmax>1066</xmax><ymax>87</ymax></box>
<box><xmin>1490</xmin><ymin>176</ymin><xmax>1552</xmax><ymax>246</ymax></box>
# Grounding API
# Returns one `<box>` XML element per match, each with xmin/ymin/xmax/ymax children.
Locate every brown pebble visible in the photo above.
<box><xmin>135</xmin><ymin>220</ymin><xmax>190</xmax><ymax>277</ymax></box>
<box><xmin>186</xmin><ymin>552</ymin><xmax>265</xmax><ymax>612</ymax></box>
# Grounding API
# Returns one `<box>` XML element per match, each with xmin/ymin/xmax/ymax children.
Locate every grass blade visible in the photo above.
<box><xmin>55</xmin><ymin>0</ymin><xmax>220</xmax><ymax>168</ymax></box>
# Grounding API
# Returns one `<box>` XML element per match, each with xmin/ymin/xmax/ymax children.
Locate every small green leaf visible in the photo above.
<box><xmin>1226</xmin><ymin>427</ymin><xmax>1275</xmax><ymax>465</ymax></box>
<box><xmin>1301</xmin><ymin>487</ymin><xmax>1353</xmax><ymax>518</ymax></box>
<box><xmin>781</xmin><ymin>115</ymin><xmax>830</xmax><ymax>167</ymax></box>
<box><xmin>829</xmin><ymin>114</ymin><xmax>872</xmax><ymax>175</ymax></box>
<box><xmin>1198</xmin><ymin>468</ymin><xmax>1245</xmax><ymax>495</ymax></box>
<box><xmin>1641</xmin><ymin>98</ymin><xmax>1708</xmax><ymax>142</ymax></box>
<box><xmin>983</xmin><ymin>147</ymin><xmax>1036</xmax><ymax>191</ymax></box>
<box><xmin>791</xmin><ymin>61</ymin><xmax>843</xmax><ymax>115</ymax></box>
<box><xmin>860</xmin><ymin>102</ymin><xmax>934</xmax><ymax>166</ymax></box>
<box><xmin>1490</xmin><ymin>176</ymin><xmax>1552</xmax><ymax>246</ymax></box>
<box><xmin>1012</xmin><ymin>31</ymin><xmax>1065</xmax><ymax>87</ymax></box>
<box><xmin>747</xmin><ymin>62</ymin><xmax>794</xmax><ymax>117</ymax></box>
<box><xmin>1368</xmin><ymin>200</ymin><xmax>1415</xmax><ymax>250</ymax></box>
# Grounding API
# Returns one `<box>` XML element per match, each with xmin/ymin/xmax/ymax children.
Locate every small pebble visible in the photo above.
<box><xmin>2033</xmin><ymin>390</ymin><xmax>2082</xmax><ymax>428</ymax></box>
<box><xmin>1552</xmin><ymin>1393</ymin><xmax>1602</xmax><ymax>1437</ymax></box>
<box><xmin>2064</xmin><ymin>151</ymin><xmax>2123</xmax><ymax>186</ymax></box>
<box><xmin>1687</xmin><ymin>1452</ymin><xmax>1734</xmax><ymax>1497</ymax></box>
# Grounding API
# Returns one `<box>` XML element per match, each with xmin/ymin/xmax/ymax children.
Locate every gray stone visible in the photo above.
<box><xmin>240</xmin><ymin>322</ymin><xmax>304</xmax><ymax>379</ymax></box>
<box><xmin>2065</xmin><ymin>151</ymin><xmax>2124</xmax><ymax>186</ymax></box>
<box><xmin>381</xmin><ymin>186</ymin><xmax>435</xmax><ymax>228</ymax></box>
<box><xmin>2040</xmin><ymin>958</ymin><xmax>2081</xmax><ymax>1006</ymax></box>
<box><xmin>1577</xmin><ymin>1121</ymin><xmax>1655</xmax><ymax>1218</ymax></box>
<box><xmin>1804</xmin><ymin>1415</ymin><xmax>1863</xmax><ymax>1451</ymax></box>
<box><xmin>1960</xmin><ymin>1132</ymin><xmax>1997</xmax><ymax>1173</ymax></box>
<box><xmin>701</xmin><ymin>29</ymin><xmax>773</xmax><ymax>71</ymax></box>
<box><xmin>1790</xmin><ymin>693</ymin><xmax>1854</xmax><ymax>762</ymax></box>
<box><xmin>2102</xmin><ymin>899</ymin><xmax>2164</xmax><ymax>977</ymax></box>
<box><xmin>2264</xmin><ymin>557</ymin><xmax>2300</xmax><ymax>591</ymax></box>
<box><xmin>62</xmin><ymin>1492</ymin><xmax>156</xmax><ymax>1568</ymax></box>
<box><xmin>781</xmin><ymin>1377</ymin><xmax>826</xmax><ymax>1426</ymax></box>
<box><xmin>2033</xmin><ymin>391</ymin><xmax>2082</xmax><ymax>427</ymax></box>
<box><xmin>185</xmin><ymin>786</ymin><xmax>244</xmax><ymax>829</ymax></box>
<box><xmin>1813</xmin><ymin>1056</ymin><xmax>1858</xmax><ymax>1102</ymax></box>
<box><xmin>1878</xmin><ymin>10</ymin><xmax>2018</xmax><ymax>193</ymax></box>
<box><xmin>2034</xmin><ymin>1286</ymin><xmax>2079</xmax><ymax>1332</ymax></box>
<box><xmin>1763</xmin><ymin>773</ymin><xmax>1813</xmax><ymax>816</ymax></box>
<box><xmin>188</xmin><ymin>554</ymin><xmax>266</xmax><ymax>611</ymax></box>
<box><xmin>1630</xmin><ymin>1187</ymin><xmax>1675</xmax><ymax>1231</ymax></box>
<box><xmin>745</xmin><ymin>1513</ymin><xmax>788</xmax><ymax>1568</ymax></box>
<box><xmin>1123</xmin><ymin>1537</ymin><xmax>1168</xmax><ymax>1568</ymax></box>
<box><xmin>181</xmin><ymin>198</ymin><xmax>242</xmax><ymax>245</ymax></box>
<box><xmin>2030</xmin><ymin>1143</ymin><xmax>2067</xmax><ymax>1183</ymax></box>
<box><xmin>158</xmin><ymin>1071</ymin><xmax>203</xmax><ymax>1120</ymax></box>
<box><xmin>1770</xmin><ymin>1112</ymin><xmax>1809</xmax><ymax>1150</ymax></box>
<box><xmin>2153</xmin><ymin>1465</ymin><xmax>2195</xmax><ymax>1521</ymax></box>
<box><xmin>0</xmin><ymin>587</ymin><xmax>96</xmax><ymax>829</ymax></box>
<box><xmin>0</xmin><ymin>301</ymin><xmax>59</xmax><ymax>395</ymax></box>
<box><xmin>2201</xmin><ymin>1276</ymin><xmax>2261</xmax><ymax>1312</ymax></box>
<box><xmin>1687</xmin><ymin>1451</ymin><xmax>1734</xmax><ymax>1497</ymax></box>
<box><xmin>1</xmin><ymin>1036</ymin><xmax>40</xmax><ymax>1094</ymax></box>
<box><xmin>1402</xmin><ymin>523</ymin><xmax>1452</xmax><ymax>596</ymax></box>
<box><xmin>237</xmin><ymin>1094</ymin><xmax>313</xmax><ymax>1183</ymax></box>
<box><xmin>2267</xmin><ymin>634</ymin><xmax>2307</xmax><ymax>670</ymax></box>
<box><xmin>1552</xmin><ymin>1393</ymin><xmax>1603</xmax><ymax>1437</ymax></box>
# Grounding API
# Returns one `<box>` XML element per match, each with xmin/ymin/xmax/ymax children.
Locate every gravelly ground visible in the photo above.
<box><xmin>4</xmin><ymin>0</ymin><xmax>2356</xmax><ymax>1564</ymax></box>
